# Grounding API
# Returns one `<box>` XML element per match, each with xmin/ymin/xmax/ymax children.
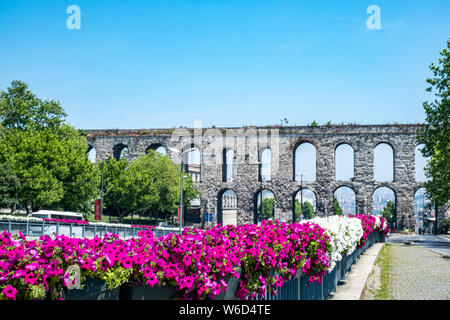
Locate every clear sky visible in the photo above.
<box><xmin>1</xmin><ymin>0</ymin><xmax>449</xmax><ymax>130</ymax></box>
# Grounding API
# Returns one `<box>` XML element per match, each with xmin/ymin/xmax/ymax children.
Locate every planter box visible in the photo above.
<box><xmin>252</xmin><ymin>269</ymin><xmax>302</xmax><ymax>301</ymax></box>
<box><xmin>322</xmin><ymin>267</ymin><xmax>337</xmax><ymax>298</ymax></box>
<box><xmin>271</xmin><ymin>270</ymin><xmax>303</xmax><ymax>300</ymax></box>
<box><xmin>119</xmin><ymin>283</ymin><xmax>178</xmax><ymax>300</ymax></box>
<box><xmin>64</xmin><ymin>277</ymin><xmax>119</xmax><ymax>300</ymax></box>
<box><xmin>120</xmin><ymin>269</ymin><xmax>242</xmax><ymax>300</ymax></box>
<box><xmin>339</xmin><ymin>256</ymin><xmax>347</xmax><ymax>282</ymax></box>
<box><xmin>345</xmin><ymin>253</ymin><xmax>353</xmax><ymax>272</ymax></box>
<box><xmin>335</xmin><ymin>260</ymin><xmax>343</xmax><ymax>285</ymax></box>
<box><xmin>214</xmin><ymin>268</ymin><xmax>242</xmax><ymax>300</ymax></box>
<box><xmin>300</xmin><ymin>275</ymin><xmax>323</xmax><ymax>300</ymax></box>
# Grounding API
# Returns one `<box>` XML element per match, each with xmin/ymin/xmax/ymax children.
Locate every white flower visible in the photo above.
<box><xmin>302</xmin><ymin>216</ymin><xmax>363</xmax><ymax>271</ymax></box>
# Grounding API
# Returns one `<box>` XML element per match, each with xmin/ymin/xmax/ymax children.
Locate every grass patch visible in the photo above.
<box><xmin>374</xmin><ymin>244</ymin><xmax>392</xmax><ymax>300</ymax></box>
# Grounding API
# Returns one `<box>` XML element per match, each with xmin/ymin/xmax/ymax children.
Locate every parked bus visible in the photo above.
<box><xmin>27</xmin><ymin>210</ymin><xmax>84</xmax><ymax>221</ymax></box>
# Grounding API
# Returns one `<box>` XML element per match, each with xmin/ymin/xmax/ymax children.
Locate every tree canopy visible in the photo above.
<box><xmin>295</xmin><ymin>200</ymin><xmax>315</xmax><ymax>220</ymax></box>
<box><xmin>257</xmin><ymin>197</ymin><xmax>275</xmax><ymax>222</ymax></box>
<box><xmin>0</xmin><ymin>126</ymin><xmax>99</xmax><ymax>213</ymax></box>
<box><xmin>0</xmin><ymin>80</ymin><xmax>67</xmax><ymax>131</ymax></box>
<box><xmin>0</xmin><ymin>81</ymin><xmax>99</xmax><ymax>214</ymax></box>
<box><xmin>380</xmin><ymin>200</ymin><xmax>396</xmax><ymax>228</ymax></box>
<box><xmin>0</xmin><ymin>163</ymin><xmax>19</xmax><ymax>210</ymax></box>
<box><xmin>418</xmin><ymin>40</ymin><xmax>450</xmax><ymax>207</ymax></box>
<box><xmin>101</xmin><ymin>150</ymin><xmax>199</xmax><ymax>223</ymax></box>
<box><xmin>333</xmin><ymin>197</ymin><xmax>343</xmax><ymax>215</ymax></box>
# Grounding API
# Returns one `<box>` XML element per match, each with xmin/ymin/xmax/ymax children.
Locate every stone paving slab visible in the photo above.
<box><xmin>390</xmin><ymin>244</ymin><xmax>450</xmax><ymax>300</ymax></box>
<box><xmin>330</xmin><ymin>243</ymin><xmax>384</xmax><ymax>300</ymax></box>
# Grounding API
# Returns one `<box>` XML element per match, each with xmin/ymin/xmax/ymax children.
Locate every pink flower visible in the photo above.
<box><xmin>121</xmin><ymin>256</ymin><xmax>133</xmax><ymax>269</ymax></box>
<box><xmin>2</xmin><ymin>285</ymin><xmax>17</xmax><ymax>300</ymax></box>
<box><xmin>145</xmin><ymin>274</ymin><xmax>159</xmax><ymax>287</ymax></box>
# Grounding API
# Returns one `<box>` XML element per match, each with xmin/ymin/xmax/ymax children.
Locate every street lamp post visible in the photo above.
<box><xmin>100</xmin><ymin>161</ymin><xmax>104</xmax><ymax>221</ymax></box>
<box><xmin>179</xmin><ymin>156</ymin><xmax>184</xmax><ymax>231</ymax></box>
<box><xmin>249</xmin><ymin>161</ymin><xmax>262</xmax><ymax>224</ymax></box>
<box><xmin>168</xmin><ymin>147</ymin><xmax>196</xmax><ymax>233</ymax></box>
<box><xmin>299</xmin><ymin>173</ymin><xmax>305</xmax><ymax>221</ymax></box>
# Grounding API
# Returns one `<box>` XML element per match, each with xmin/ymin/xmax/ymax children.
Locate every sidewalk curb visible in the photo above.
<box><xmin>330</xmin><ymin>243</ymin><xmax>384</xmax><ymax>300</ymax></box>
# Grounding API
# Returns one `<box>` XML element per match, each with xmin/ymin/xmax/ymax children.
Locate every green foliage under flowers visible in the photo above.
<box><xmin>92</xmin><ymin>261</ymin><xmax>134</xmax><ymax>290</ymax></box>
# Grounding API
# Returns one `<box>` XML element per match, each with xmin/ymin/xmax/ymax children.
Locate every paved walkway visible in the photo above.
<box><xmin>389</xmin><ymin>244</ymin><xmax>450</xmax><ymax>300</ymax></box>
<box><xmin>330</xmin><ymin>243</ymin><xmax>384</xmax><ymax>300</ymax></box>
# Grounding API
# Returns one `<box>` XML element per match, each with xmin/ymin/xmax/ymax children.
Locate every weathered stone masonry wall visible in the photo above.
<box><xmin>85</xmin><ymin>124</ymin><xmax>425</xmax><ymax>230</ymax></box>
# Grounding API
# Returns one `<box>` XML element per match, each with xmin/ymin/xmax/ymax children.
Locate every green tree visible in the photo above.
<box><xmin>380</xmin><ymin>200</ymin><xmax>396</xmax><ymax>229</ymax></box>
<box><xmin>295</xmin><ymin>199</ymin><xmax>315</xmax><ymax>220</ymax></box>
<box><xmin>257</xmin><ymin>197</ymin><xmax>274</xmax><ymax>222</ymax></box>
<box><xmin>48</xmin><ymin>125</ymin><xmax>100</xmax><ymax>214</ymax></box>
<box><xmin>333</xmin><ymin>197</ymin><xmax>343</xmax><ymax>215</ymax></box>
<box><xmin>100</xmin><ymin>157</ymin><xmax>131</xmax><ymax>222</ymax></box>
<box><xmin>418</xmin><ymin>40</ymin><xmax>450</xmax><ymax>208</ymax></box>
<box><xmin>0</xmin><ymin>126</ymin><xmax>99</xmax><ymax>213</ymax></box>
<box><xmin>0</xmin><ymin>81</ymin><xmax>99</xmax><ymax>214</ymax></box>
<box><xmin>0</xmin><ymin>163</ymin><xmax>20</xmax><ymax>210</ymax></box>
<box><xmin>0</xmin><ymin>80</ymin><xmax>67</xmax><ymax>131</ymax></box>
<box><xmin>101</xmin><ymin>151</ymin><xmax>199</xmax><ymax>223</ymax></box>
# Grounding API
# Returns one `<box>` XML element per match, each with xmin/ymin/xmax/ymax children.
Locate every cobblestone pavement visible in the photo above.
<box><xmin>390</xmin><ymin>244</ymin><xmax>450</xmax><ymax>300</ymax></box>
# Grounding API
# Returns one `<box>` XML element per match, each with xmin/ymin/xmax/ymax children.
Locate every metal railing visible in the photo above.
<box><xmin>0</xmin><ymin>220</ymin><xmax>180</xmax><ymax>239</ymax></box>
<box><xmin>253</xmin><ymin>230</ymin><xmax>384</xmax><ymax>300</ymax></box>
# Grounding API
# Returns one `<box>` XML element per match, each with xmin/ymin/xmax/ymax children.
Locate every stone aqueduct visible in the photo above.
<box><xmin>86</xmin><ymin>124</ymin><xmax>425</xmax><ymax>230</ymax></box>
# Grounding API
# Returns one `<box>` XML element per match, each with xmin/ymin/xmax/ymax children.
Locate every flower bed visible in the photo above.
<box><xmin>0</xmin><ymin>214</ymin><xmax>388</xmax><ymax>300</ymax></box>
<box><xmin>0</xmin><ymin>214</ymin><xmax>158</xmax><ymax>231</ymax></box>
<box><xmin>305</xmin><ymin>216</ymin><xmax>363</xmax><ymax>271</ymax></box>
<box><xmin>349</xmin><ymin>214</ymin><xmax>389</xmax><ymax>248</ymax></box>
<box><xmin>42</xmin><ymin>218</ymin><xmax>89</xmax><ymax>226</ymax></box>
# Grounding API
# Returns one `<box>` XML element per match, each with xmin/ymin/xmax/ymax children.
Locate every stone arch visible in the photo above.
<box><xmin>259</xmin><ymin>147</ymin><xmax>272</xmax><ymax>182</ymax></box>
<box><xmin>222</xmin><ymin>148</ymin><xmax>234</xmax><ymax>182</ymax></box>
<box><xmin>293</xmin><ymin>141</ymin><xmax>317</xmax><ymax>182</ymax></box>
<box><xmin>374</xmin><ymin>142</ymin><xmax>395</xmax><ymax>182</ymax></box>
<box><xmin>217</xmin><ymin>189</ymin><xmax>238</xmax><ymax>225</ymax></box>
<box><xmin>87</xmin><ymin>145</ymin><xmax>97</xmax><ymax>163</ymax></box>
<box><xmin>182</xmin><ymin>143</ymin><xmax>202</xmax><ymax>183</ymax></box>
<box><xmin>414</xmin><ymin>144</ymin><xmax>428</xmax><ymax>182</ymax></box>
<box><xmin>333</xmin><ymin>185</ymin><xmax>357</xmax><ymax>215</ymax></box>
<box><xmin>372</xmin><ymin>186</ymin><xmax>397</xmax><ymax>229</ymax></box>
<box><xmin>254</xmin><ymin>188</ymin><xmax>276</xmax><ymax>224</ymax></box>
<box><xmin>293</xmin><ymin>187</ymin><xmax>317</xmax><ymax>221</ymax></box>
<box><xmin>414</xmin><ymin>187</ymin><xmax>428</xmax><ymax>216</ymax></box>
<box><xmin>146</xmin><ymin>143</ymin><xmax>167</xmax><ymax>156</ymax></box>
<box><xmin>334</xmin><ymin>142</ymin><xmax>355</xmax><ymax>181</ymax></box>
<box><xmin>113</xmin><ymin>143</ymin><xmax>129</xmax><ymax>161</ymax></box>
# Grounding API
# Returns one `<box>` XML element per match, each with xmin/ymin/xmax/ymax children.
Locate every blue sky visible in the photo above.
<box><xmin>0</xmin><ymin>0</ymin><xmax>449</xmax><ymax>130</ymax></box>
